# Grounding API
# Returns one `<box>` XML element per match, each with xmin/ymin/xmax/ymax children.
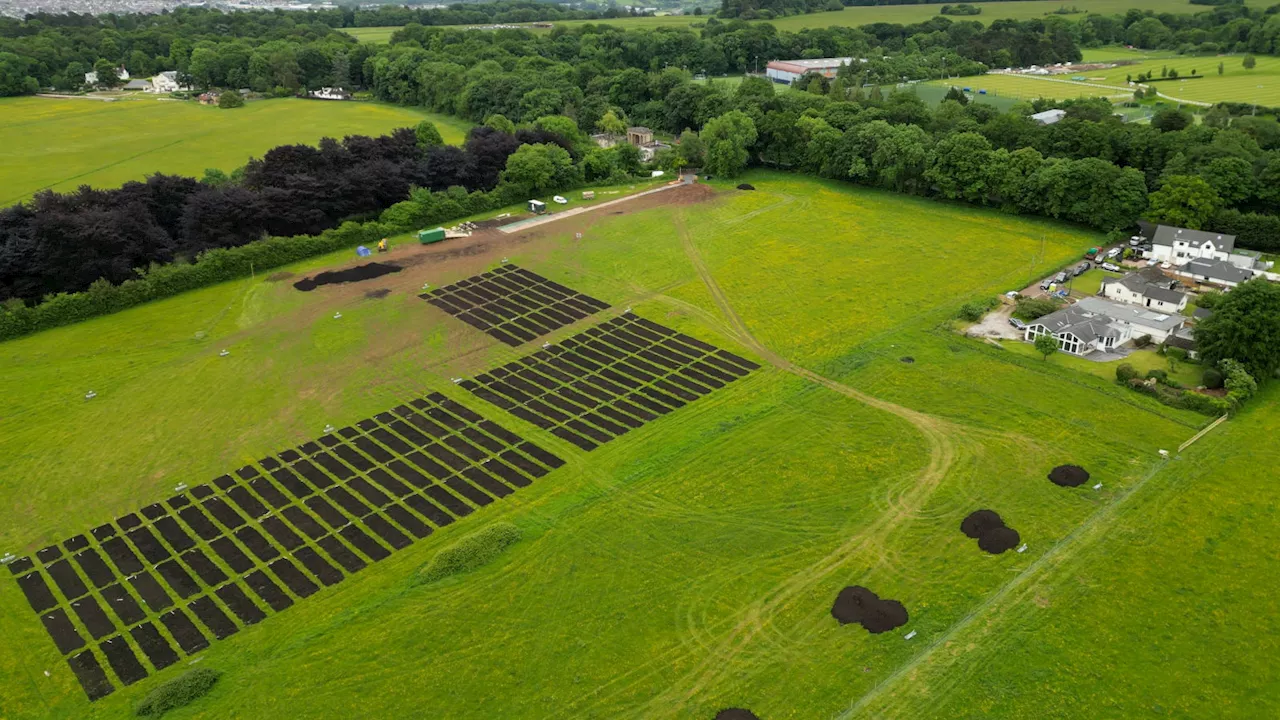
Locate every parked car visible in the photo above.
<box><xmin>1040</xmin><ymin>278</ymin><xmax>1054</xmax><ymax>291</ymax></box>
<box><xmin>1074</xmin><ymin>262</ymin><xmax>1090</xmax><ymax>276</ymax></box>
<box><xmin>1106</xmin><ymin>247</ymin><xmax>1122</xmax><ymax>259</ymax></box>
<box><xmin>1102</xmin><ymin>262</ymin><xmax>1122</xmax><ymax>272</ymax></box>
<box><xmin>1009</xmin><ymin>317</ymin><xmax>1027</xmax><ymax>330</ymax></box>
<box><xmin>1054</xmin><ymin>271</ymin><xmax>1068</xmax><ymax>283</ymax></box>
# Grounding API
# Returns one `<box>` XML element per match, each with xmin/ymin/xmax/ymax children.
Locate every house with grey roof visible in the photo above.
<box><xmin>1030</xmin><ymin>108</ymin><xmax>1066</xmax><ymax>125</ymax></box>
<box><xmin>1149</xmin><ymin>225</ymin><xmax>1235</xmax><ymax>266</ymax></box>
<box><xmin>1174</xmin><ymin>258</ymin><xmax>1254</xmax><ymax>288</ymax></box>
<box><xmin>1100</xmin><ymin>267</ymin><xmax>1187</xmax><ymax>313</ymax></box>
<box><xmin>1024</xmin><ymin>296</ymin><xmax>1186</xmax><ymax>356</ymax></box>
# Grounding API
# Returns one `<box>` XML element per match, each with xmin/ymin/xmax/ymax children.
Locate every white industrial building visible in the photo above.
<box><xmin>765</xmin><ymin>57</ymin><xmax>858</xmax><ymax>85</ymax></box>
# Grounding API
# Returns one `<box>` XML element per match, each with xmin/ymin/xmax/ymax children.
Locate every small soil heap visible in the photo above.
<box><xmin>715</xmin><ymin>710</ymin><xmax>761</xmax><ymax>720</ymax></box>
<box><xmin>736</xmin><ymin>183</ymin><xmax>755</xmax><ymax>190</ymax></box>
<box><xmin>961</xmin><ymin>509</ymin><xmax>1020</xmax><ymax>554</ymax></box>
<box><xmin>831</xmin><ymin>586</ymin><xmax>908</xmax><ymax>634</ymax></box>
<box><xmin>1048</xmin><ymin>464</ymin><xmax>1090</xmax><ymax>487</ymax></box>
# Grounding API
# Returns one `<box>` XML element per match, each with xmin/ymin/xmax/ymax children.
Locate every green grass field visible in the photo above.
<box><xmin>346</xmin><ymin>0</ymin><xmax>1271</xmax><ymax>41</ymax></box>
<box><xmin>2</xmin><ymin>172</ymin><xmax>1274</xmax><ymax>719</ymax></box>
<box><xmin>0</xmin><ymin>96</ymin><xmax>471</xmax><ymax>204</ymax></box>
<box><xmin>931</xmin><ymin>54</ymin><xmax>1280</xmax><ymax>106</ymax></box>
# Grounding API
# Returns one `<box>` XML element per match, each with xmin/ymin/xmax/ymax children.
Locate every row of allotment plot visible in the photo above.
<box><xmin>460</xmin><ymin>312</ymin><xmax>760</xmax><ymax>451</ymax></box>
<box><xmin>9</xmin><ymin>392</ymin><xmax>563</xmax><ymax>701</ymax></box>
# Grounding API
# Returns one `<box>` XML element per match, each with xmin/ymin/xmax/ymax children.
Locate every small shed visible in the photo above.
<box><xmin>528</xmin><ymin>199</ymin><xmax>547</xmax><ymax>214</ymax></box>
<box><xmin>418</xmin><ymin>227</ymin><xmax>446</xmax><ymax>244</ymax></box>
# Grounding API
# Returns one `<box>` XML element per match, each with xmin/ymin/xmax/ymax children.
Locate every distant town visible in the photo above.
<box><xmin>0</xmin><ymin>0</ymin><xmax>347</xmax><ymax>19</ymax></box>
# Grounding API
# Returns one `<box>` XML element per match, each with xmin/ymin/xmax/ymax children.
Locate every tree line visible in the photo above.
<box><xmin>0</xmin><ymin>123</ymin><xmax>577</xmax><ymax>305</ymax></box>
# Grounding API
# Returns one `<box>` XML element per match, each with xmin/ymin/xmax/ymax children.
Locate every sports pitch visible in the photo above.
<box><xmin>930</xmin><ymin>54</ymin><xmax>1280</xmax><ymax>106</ymax></box>
<box><xmin>1</xmin><ymin>173</ymin><xmax>1276</xmax><ymax>718</ymax></box>
<box><xmin>0</xmin><ymin>96</ymin><xmax>470</xmax><ymax>205</ymax></box>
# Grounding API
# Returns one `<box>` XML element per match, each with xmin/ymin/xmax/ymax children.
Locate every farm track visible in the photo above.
<box><xmin>628</xmin><ymin>214</ymin><xmax>967</xmax><ymax>716</ymax></box>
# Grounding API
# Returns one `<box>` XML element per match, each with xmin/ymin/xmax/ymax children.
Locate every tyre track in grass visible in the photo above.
<box><xmin>627</xmin><ymin>213</ymin><xmax>964</xmax><ymax>716</ymax></box>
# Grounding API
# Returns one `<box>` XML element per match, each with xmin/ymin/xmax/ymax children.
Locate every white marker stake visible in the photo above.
<box><xmin>1017</xmin><ymin>544</ymin><xmax>1028</xmax><ymax>553</ymax></box>
<box><xmin>904</xmin><ymin>630</ymin><xmax>917</xmax><ymax>640</ymax></box>
<box><xmin>85</xmin><ymin>391</ymin><xmax>97</xmax><ymax>400</ymax></box>
<box><xmin>1093</xmin><ymin>483</ymin><xmax>1103</xmax><ymax>490</ymax></box>
<box><xmin>219</xmin><ymin>349</ymin><xmax>230</xmax><ymax>357</ymax></box>
<box><xmin>323</xmin><ymin>424</ymin><xmax>335</xmax><ymax>434</ymax></box>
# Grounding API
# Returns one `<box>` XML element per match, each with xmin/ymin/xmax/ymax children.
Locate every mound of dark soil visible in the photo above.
<box><xmin>978</xmin><ymin>525</ymin><xmax>1021</xmax><ymax>554</ymax></box>
<box><xmin>1048</xmin><ymin>464</ymin><xmax>1090</xmax><ymax>487</ymax></box>
<box><xmin>961</xmin><ymin>509</ymin><xmax>1020</xmax><ymax>554</ymax></box>
<box><xmin>737</xmin><ymin>183</ymin><xmax>756</xmax><ymax>190</ymax></box>
<box><xmin>293</xmin><ymin>262</ymin><xmax>402</xmax><ymax>292</ymax></box>
<box><xmin>365</xmin><ymin>288</ymin><xmax>391</xmax><ymax>299</ymax></box>
<box><xmin>900</xmin><ymin>356</ymin><xmax>915</xmax><ymax>364</ymax></box>
<box><xmin>715</xmin><ymin>710</ymin><xmax>760</xmax><ymax>720</ymax></box>
<box><xmin>831</xmin><ymin>586</ymin><xmax>908</xmax><ymax>634</ymax></box>
<box><xmin>960</xmin><ymin>509</ymin><xmax>1003</xmax><ymax>539</ymax></box>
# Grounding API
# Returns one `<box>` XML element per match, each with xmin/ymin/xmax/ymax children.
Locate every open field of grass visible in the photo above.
<box><xmin>4</xmin><ymin>172</ymin><xmax>1272</xmax><ymax>719</ymax></box>
<box><xmin>1079</xmin><ymin>45</ymin><xmax>1177</xmax><ymax>63</ymax></box>
<box><xmin>0</xmin><ymin>96</ymin><xmax>471</xmax><ymax>204</ymax></box>
<box><xmin>932</xmin><ymin>54</ymin><xmax>1280</xmax><ymax>106</ymax></box>
<box><xmin>346</xmin><ymin>0</ymin><xmax>1271</xmax><ymax>41</ymax></box>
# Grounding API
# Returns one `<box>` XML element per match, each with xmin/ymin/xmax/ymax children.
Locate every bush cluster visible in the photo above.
<box><xmin>957</xmin><ymin>296</ymin><xmax>999</xmax><ymax>322</ymax></box>
<box><xmin>1014</xmin><ymin>296</ymin><xmax>1061</xmax><ymax>321</ymax></box>
<box><xmin>1126</xmin><ymin>377</ymin><xmax>1230</xmax><ymax>416</ymax></box>
<box><xmin>135</xmin><ymin>668</ymin><xmax>221</xmax><ymax>717</ymax></box>
<box><xmin>414</xmin><ymin>522</ymin><xmax>522</xmax><ymax>585</ymax></box>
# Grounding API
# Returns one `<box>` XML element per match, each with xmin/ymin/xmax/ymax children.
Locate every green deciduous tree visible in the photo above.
<box><xmin>217</xmin><ymin>90</ymin><xmax>244</xmax><ymax>109</ymax></box>
<box><xmin>926</xmin><ymin>132</ymin><xmax>993</xmax><ymax>203</ymax></box>
<box><xmin>93</xmin><ymin>58</ymin><xmax>120</xmax><ymax>87</ymax></box>
<box><xmin>1034</xmin><ymin>333</ymin><xmax>1059</xmax><ymax>360</ymax></box>
<box><xmin>1243</xmin><ymin>55</ymin><xmax>1257</xmax><ymax>70</ymax></box>
<box><xmin>1196</xmin><ymin>279</ymin><xmax>1280</xmax><ymax>381</ymax></box>
<box><xmin>483</xmin><ymin>114</ymin><xmax>515</xmax><ymax>134</ymax></box>
<box><xmin>1147</xmin><ymin>175</ymin><xmax>1222</xmax><ymax>229</ymax></box>
<box><xmin>596</xmin><ymin>109</ymin><xmax>626</xmax><ymax>135</ymax></box>
<box><xmin>415</xmin><ymin>120</ymin><xmax>443</xmax><ymax>150</ymax></box>
<box><xmin>700</xmin><ymin>110</ymin><xmax>757</xmax><ymax>177</ymax></box>
<box><xmin>500</xmin><ymin>142</ymin><xmax>579</xmax><ymax>194</ymax></box>
<box><xmin>0</xmin><ymin>52</ymin><xmax>38</xmax><ymax>96</ymax></box>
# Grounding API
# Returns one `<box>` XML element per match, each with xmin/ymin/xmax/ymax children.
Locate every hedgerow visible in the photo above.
<box><xmin>135</xmin><ymin>668</ymin><xmax>221</xmax><ymax>717</ymax></box>
<box><xmin>414</xmin><ymin>522</ymin><xmax>522</xmax><ymax>585</ymax></box>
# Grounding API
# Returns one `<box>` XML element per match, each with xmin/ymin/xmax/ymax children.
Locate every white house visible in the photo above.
<box><xmin>1030</xmin><ymin>108</ymin><xmax>1066</xmax><ymax>125</ymax></box>
<box><xmin>1174</xmin><ymin>258</ymin><xmax>1255</xmax><ymax>288</ymax></box>
<box><xmin>1149</xmin><ymin>225</ymin><xmax>1236</xmax><ymax>265</ymax></box>
<box><xmin>1024</xmin><ymin>296</ymin><xmax>1186</xmax><ymax>356</ymax></box>
<box><xmin>84</xmin><ymin>71</ymin><xmax>97</xmax><ymax>85</ymax></box>
<box><xmin>309</xmin><ymin>87</ymin><xmax>351</xmax><ymax>100</ymax></box>
<box><xmin>1100</xmin><ymin>267</ymin><xmax>1188</xmax><ymax>313</ymax></box>
<box><xmin>147</xmin><ymin>71</ymin><xmax>188</xmax><ymax>93</ymax></box>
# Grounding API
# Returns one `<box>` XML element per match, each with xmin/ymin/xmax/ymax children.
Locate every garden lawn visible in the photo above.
<box><xmin>0</xmin><ymin>96</ymin><xmax>471</xmax><ymax>204</ymax></box>
<box><xmin>1003</xmin><ymin>340</ymin><xmax>1205</xmax><ymax>388</ymax></box>
<box><xmin>1</xmin><ymin>172</ymin><xmax>1252</xmax><ymax>720</ymax></box>
<box><xmin>1071</xmin><ymin>267</ymin><xmax>1124</xmax><ymax>297</ymax></box>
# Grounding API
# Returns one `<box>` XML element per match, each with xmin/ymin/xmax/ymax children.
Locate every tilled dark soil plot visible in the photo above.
<box><xmin>1048</xmin><ymin>464</ymin><xmax>1090</xmax><ymax>487</ymax></box>
<box><xmin>716</xmin><ymin>709</ymin><xmax>761</xmax><ymax>720</ymax></box>
<box><xmin>831</xmin><ymin>585</ymin><xmax>908</xmax><ymax>634</ymax></box>
<box><xmin>293</xmin><ymin>262</ymin><xmax>402</xmax><ymax>291</ymax></box>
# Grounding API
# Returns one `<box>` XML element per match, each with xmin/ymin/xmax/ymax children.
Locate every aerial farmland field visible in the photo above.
<box><xmin>930</xmin><ymin>54</ymin><xmax>1280</xmax><ymax>106</ymax></box>
<box><xmin>1</xmin><ymin>173</ymin><xmax>1273</xmax><ymax>719</ymax></box>
<box><xmin>0</xmin><ymin>96</ymin><xmax>470</xmax><ymax>205</ymax></box>
<box><xmin>345</xmin><ymin>0</ymin><xmax>1273</xmax><ymax>40</ymax></box>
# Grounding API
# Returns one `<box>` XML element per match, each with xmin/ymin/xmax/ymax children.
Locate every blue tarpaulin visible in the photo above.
<box><xmin>356</xmin><ymin>246</ymin><xmax>372</xmax><ymax>257</ymax></box>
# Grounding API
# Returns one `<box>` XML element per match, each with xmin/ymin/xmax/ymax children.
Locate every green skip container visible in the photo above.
<box><xmin>418</xmin><ymin>227</ymin><xmax>446</xmax><ymax>244</ymax></box>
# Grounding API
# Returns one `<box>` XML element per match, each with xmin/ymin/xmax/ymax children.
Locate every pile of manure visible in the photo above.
<box><xmin>831</xmin><ymin>586</ymin><xmax>908</xmax><ymax>634</ymax></box>
<box><xmin>961</xmin><ymin>509</ymin><xmax>1020</xmax><ymax>554</ymax></box>
<box><xmin>1048</xmin><ymin>464</ymin><xmax>1090</xmax><ymax>487</ymax></box>
<box><xmin>293</xmin><ymin>262</ymin><xmax>402</xmax><ymax>291</ymax></box>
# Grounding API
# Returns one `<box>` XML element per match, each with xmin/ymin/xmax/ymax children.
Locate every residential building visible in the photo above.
<box><xmin>590</xmin><ymin>133</ymin><xmax>622</xmax><ymax>149</ymax></box>
<box><xmin>765</xmin><ymin>57</ymin><xmax>857</xmax><ymax>85</ymax></box>
<box><xmin>84</xmin><ymin>71</ymin><xmax>97</xmax><ymax>85</ymax></box>
<box><xmin>1174</xmin><ymin>258</ymin><xmax>1255</xmax><ymax>288</ymax></box>
<box><xmin>625</xmin><ymin>126</ymin><xmax>669</xmax><ymax>162</ymax></box>
<box><xmin>198</xmin><ymin>92</ymin><xmax>220</xmax><ymax>105</ymax></box>
<box><xmin>1149</xmin><ymin>225</ymin><xmax>1235</xmax><ymax>265</ymax></box>
<box><xmin>147</xmin><ymin>71</ymin><xmax>188</xmax><ymax>93</ymax></box>
<box><xmin>1024</xmin><ymin>296</ymin><xmax>1186</xmax><ymax>356</ymax></box>
<box><xmin>309</xmin><ymin>87</ymin><xmax>351</xmax><ymax>100</ymax></box>
<box><xmin>1030</xmin><ymin>108</ymin><xmax>1066</xmax><ymax>125</ymax></box>
<box><xmin>1100</xmin><ymin>267</ymin><xmax>1188</xmax><ymax>313</ymax></box>
<box><xmin>122</xmin><ymin>79</ymin><xmax>150</xmax><ymax>91</ymax></box>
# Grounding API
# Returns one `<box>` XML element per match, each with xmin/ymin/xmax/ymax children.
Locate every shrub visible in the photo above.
<box><xmin>957</xmin><ymin>296</ymin><xmax>998</xmax><ymax>322</ymax></box>
<box><xmin>1165</xmin><ymin>346</ymin><xmax>1188</xmax><ymax>362</ymax></box>
<box><xmin>135</xmin><ymin>668</ymin><xmax>221</xmax><ymax>717</ymax></box>
<box><xmin>1176</xmin><ymin>390</ymin><xmax>1230</xmax><ymax>416</ymax></box>
<box><xmin>1146</xmin><ymin>368</ymin><xmax>1168</xmax><ymax>382</ymax></box>
<box><xmin>1116</xmin><ymin>363</ymin><xmax>1139</xmax><ymax>382</ymax></box>
<box><xmin>1194</xmin><ymin>289</ymin><xmax>1225</xmax><ymax>309</ymax></box>
<box><xmin>414</xmin><ymin>522</ymin><xmax>521</xmax><ymax>585</ymax></box>
<box><xmin>1134</xmin><ymin>334</ymin><xmax>1153</xmax><ymax>348</ymax></box>
<box><xmin>1202</xmin><ymin>366</ymin><xmax>1224</xmax><ymax>389</ymax></box>
<box><xmin>217</xmin><ymin>91</ymin><xmax>244</xmax><ymax>109</ymax></box>
<box><xmin>1014</xmin><ymin>296</ymin><xmax>1060</xmax><ymax>320</ymax></box>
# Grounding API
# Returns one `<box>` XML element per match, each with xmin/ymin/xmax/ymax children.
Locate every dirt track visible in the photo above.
<box><xmin>632</xmin><ymin>213</ymin><xmax>963</xmax><ymax>716</ymax></box>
